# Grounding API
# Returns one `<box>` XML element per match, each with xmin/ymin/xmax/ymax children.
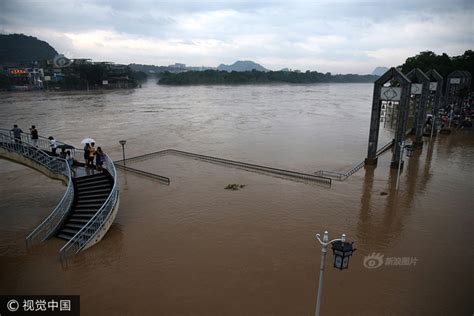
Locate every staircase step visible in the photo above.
<box><xmin>69</xmin><ymin>217</ymin><xmax>90</xmax><ymax>224</ymax></box>
<box><xmin>57</xmin><ymin>233</ymin><xmax>73</xmax><ymax>241</ymax></box>
<box><xmin>70</xmin><ymin>213</ymin><xmax>94</xmax><ymax>219</ymax></box>
<box><xmin>75</xmin><ymin>174</ymin><xmax>108</xmax><ymax>183</ymax></box>
<box><xmin>59</xmin><ymin>228</ymin><xmax>80</xmax><ymax>235</ymax></box>
<box><xmin>72</xmin><ymin>208</ymin><xmax>98</xmax><ymax>213</ymax></box>
<box><xmin>77</xmin><ymin>188</ymin><xmax>111</xmax><ymax>196</ymax></box>
<box><xmin>74</xmin><ymin>201</ymin><xmax>104</xmax><ymax>209</ymax></box>
<box><xmin>64</xmin><ymin>223</ymin><xmax>84</xmax><ymax>230</ymax></box>
<box><xmin>75</xmin><ymin>179</ymin><xmax>111</xmax><ymax>187</ymax></box>
<box><xmin>76</xmin><ymin>184</ymin><xmax>112</xmax><ymax>193</ymax></box>
<box><xmin>76</xmin><ymin>197</ymin><xmax>107</xmax><ymax>203</ymax></box>
<box><xmin>77</xmin><ymin>192</ymin><xmax>109</xmax><ymax>201</ymax></box>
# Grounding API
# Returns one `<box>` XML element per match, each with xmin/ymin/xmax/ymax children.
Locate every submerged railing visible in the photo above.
<box><xmin>0</xmin><ymin>130</ymin><xmax>75</xmax><ymax>247</ymax></box>
<box><xmin>117</xmin><ymin>148</ymin><xmax>332</xmax><ymax>186</ymax></box>
<box><xmin>114</xmin><ymin>163</ymin><xmax>170</xmax><ymax>184</ymax></box>
<box><xmin>315</xmin><ymin>140</ymin><xmax>394</xmax><ymax>181</ymax></box>
<box><xmin>59</xmin><ymin>153</ymin><xmax>119</xmax><ymax>260</ymax></box>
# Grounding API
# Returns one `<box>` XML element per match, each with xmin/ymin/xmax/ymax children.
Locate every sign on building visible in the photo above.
<box><xmin>450</xmin><ymin>78</ymin><xmax>461</xmax><ymax>84</ymax></box>
<box><xmin>380</xmin><ymin>87</ymin><xmax>402</xmax><ymax>101</ymax></box>
<box><xmin>429</xmin><ymin>82</ymin><xmax>438</xmax><ymax>91</ymax></box>
<box><xmin>410</xmin><ymin>83</ymin><xmax>423</xmax><ymax>95</ymax></box>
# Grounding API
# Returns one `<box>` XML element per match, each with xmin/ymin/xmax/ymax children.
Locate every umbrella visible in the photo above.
<box><xmin>57</xmin><ymin>144</ymin><xmax>75</xmax><ymax>150</ymax></box>
<box><xmin>81</xmin><ymin>138</ymin><xmax>96</xmax><ymax>144</ymax></box>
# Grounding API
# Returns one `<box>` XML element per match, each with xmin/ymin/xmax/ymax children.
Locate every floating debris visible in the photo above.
<box><xmin>225</xmin><ymin>184</ymin><xmax>246</xmax><ymax>191</ymax></box>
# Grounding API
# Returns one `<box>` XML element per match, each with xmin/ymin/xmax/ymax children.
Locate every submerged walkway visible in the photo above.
<box><xmin>116</xmin><ymin>148</ymin><xmax>332</xmax><ymax>186</ymax></box>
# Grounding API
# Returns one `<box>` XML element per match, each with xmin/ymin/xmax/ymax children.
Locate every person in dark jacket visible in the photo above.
<box><xmin>30</xmin><ymin>125</ymin><xmax>39</xmax><ymax>147</ymax></box>
<box><xmin>11</xmin><ymin>124</ymin><xmax>23</xmax><ymax>143</ymax></box>
<box><xmin>84</xmin><ymin>143</ymin><xmax>90</xmax><ymax>166</ymax></box>
<box><xmin>96</xmin><ymin>146</ymin><xmax>105</xmax><ymax>171</ymax></box>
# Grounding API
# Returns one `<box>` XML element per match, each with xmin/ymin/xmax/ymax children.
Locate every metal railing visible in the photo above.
<box><xmin>0</xmin><ymin>131</ymin><xmax>75</xmax><ymax>247</ymax></box>
<box><xmin>114</xmin><ymin>163</ymin><xmax>170</xmax><ymax>184</ymax></box>
<box><xmin>0</xmin><ymin>128</ymin><xmax>87</xmax><ymax>162</ymax></box>
<box><xmin>315</xmin><ymin>140</ymin><xmax>394</xmax><ymax>181</ymax></box>
<box><xmin>116</xmin><ymin>148</ymin><xmax>332</xmax><ymax>186</ymax></box>
<box><xmin>59</xmin><ymin>153</ymin><xmax>119</xmax><ymax>260</ymax></box>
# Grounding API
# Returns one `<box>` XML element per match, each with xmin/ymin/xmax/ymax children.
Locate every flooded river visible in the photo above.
<box><xmin>0</xmin><ymin>82</ymin><xmax>472</xmax><ymax>315</ymax></box>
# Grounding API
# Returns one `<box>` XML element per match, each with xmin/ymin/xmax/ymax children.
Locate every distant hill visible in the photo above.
<box><xmin>0</xmin><ymin>34</ymin><xmax>58</xmax><ymax>63</ymax></box>
<box><xmin>371</xmin><ymin>66</ymin><xmax>389</xmax><ymax>76</ymax></box>
<box><xmin>217</xmin><ymin>60</ymin><xmax>268</xmax><ymax>72</ymax></box>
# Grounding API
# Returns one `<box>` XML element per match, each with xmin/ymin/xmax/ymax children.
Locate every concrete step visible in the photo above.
<box><xmin>70</xmin><ymin>213</ymin><xmax>94</xmax><ymax>219</ymax></box>
<box><xmin>76</xmin><ymin>194</ymin><xmax>109</xmax><ymax>202</ymax></box>
<box><xmin>76</xmin><ymin>198</ymin><xmax>107</xmax><ymax>205</ymax></box>
<box><xmin>76</xmin><ymin>184</ymin><xmax>112</xmax><ymax>193</ymax></box>
<box><xmin>57</xmin><ymin>233</ymin><xmax>72</xmax><ymax>241</ymax></box>
<box><xmin>77</xmin><ymin>188</ymin><xmax>111</xmax><ymax>196</ymax></box>
<box><xmin>68</xmin><ymin>217</ymin><xmax>90</xmax><ymax>224</ymax></box>
<box><xmin>64</xmin><ymin>223</ymin><xmax>84</xmax><ymax>230</ymax></box>
<box><xmin>75</xmin><ymin>178</ymin><xmax>111</xmax><ymax>188</ymax></box>
<box><xmin>72</xmin><ymin>209</ymin><xmax>98</xmax><ymax>214</ymax></box>
<box><xmin>75</xmin><ymin>202</ymin><xmax>103</xmax><ymax>209</ymax></box>
<box><xmin>59</xmin><ymin>228</ymin><xmax>79</xmax><ymax>235</ymax></box>
<box><xmin>75</xmin><ymin>174</ymin><xmax>108</xmax><ymax>183</ymax></box>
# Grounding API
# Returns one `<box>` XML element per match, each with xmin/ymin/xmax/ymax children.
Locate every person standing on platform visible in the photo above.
<box><xmin>11</xmin><ymin>124</ymin><xmax>23</xmax><ymax>143</ymax></box>
<box><xmin>84</xmin><ymin>143</ymin><xmax>90</xmax><ymax>166</ymax></box>
<box><xmin>30</xmin><ymin>125</ymin><xmax>39</xmax><ymax>147</ymax></box>
<box><xmin>48</xmin><ymin>136</ymin><xmax>58</xmax><ymax>155</ymax></box>
<box><xmin>96</xmin><ymin>146</ymin><xmax>105</xmax><ymax>171</ymax></box>
<box><xmin>66</xmin><ymin>151</ymin><xmax>76</xmax><ymax>176</ymax></box>
<box><xmin>88</xmin><ymin>142</ymin><xmax>96</xmax><ymax>167</ymax></box>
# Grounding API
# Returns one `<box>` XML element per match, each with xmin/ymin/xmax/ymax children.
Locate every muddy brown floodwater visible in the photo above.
<box><xmin>0</xmin><ymin>83</ymin><xmax>473</xmax><ymax>315</ymax></box>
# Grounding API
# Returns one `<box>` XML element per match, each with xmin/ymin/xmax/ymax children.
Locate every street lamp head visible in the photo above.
<box><xmin>119</xmin><ymin>140</ymin><xmax>127</xmax><ymax>146</ymax></box>
<box><xmin>331</xmin><ymin>240</ymin><xmax>356</xmax><ymax>270</ymax></box>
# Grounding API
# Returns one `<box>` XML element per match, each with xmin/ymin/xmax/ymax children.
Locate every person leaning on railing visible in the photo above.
<box><xmin>48</xmin><ymin>136</ymin><xmax>58</xmax><ymax>155</ymax></box>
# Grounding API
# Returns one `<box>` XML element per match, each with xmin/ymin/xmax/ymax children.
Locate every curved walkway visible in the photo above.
<box><xmin>0</xmin><ymin>128</ymin><xmax>119</xmax><ymax>259</ymax></box>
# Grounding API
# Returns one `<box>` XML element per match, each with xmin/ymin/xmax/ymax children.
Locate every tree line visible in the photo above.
<box><xmin>157</xmin><ymin>69</ymin><xmax>378</xmax><ymax>85</ymax></box>
<box><xmin>400</xmin><ymin>50</ymin><xmax>473</xmax><ymax>89</ymax></box>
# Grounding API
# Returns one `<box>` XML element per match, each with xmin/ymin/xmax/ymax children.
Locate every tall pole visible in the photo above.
<box><xmin>430</xmin><ymin>114</ymin><xmax>435</xmax><ymax>140</ymax></box>
<box><xmin>122</xmin><ymin>145</ymin><xmax>126</xmax><ymax>166</ymax></box>
<box><xmin>396</xmin><ymin>141</ymin><xmax>405</xmax><ymax>190</ymax></box>
<box><xmin>315</xmin><ymin>231</ymin><xmax>329</xmax><ymax>316</ymax></box>
<box><xmin>119</xmin><ymin>140</ymin><xmax>127</xmax><ymax>166</ymax></box>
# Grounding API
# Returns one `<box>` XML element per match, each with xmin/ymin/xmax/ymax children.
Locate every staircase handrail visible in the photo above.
<box><xmin>0</xmin><ymin>128</ymin><xmax>86</xmax><ymax>162</ymax></box>
<box><xmin>314</xmin><ymin>140</ymin><xmax>394</xmax><ymax>181</ymax></box>
<box><xmin>0</xmin><ymin>131</ymin><xmax>75</xmax><ymax>247</ymax></box>
<box><xmin>59</xmin><ymin>153</ymin><xmax>119</xmax><ymax>259</ymax></box>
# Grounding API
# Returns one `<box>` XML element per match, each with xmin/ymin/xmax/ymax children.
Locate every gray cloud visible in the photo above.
<box><xmin>1</xmin><ymin>0</ymin><xmax>472</xmax><ymax>73</ymax></box>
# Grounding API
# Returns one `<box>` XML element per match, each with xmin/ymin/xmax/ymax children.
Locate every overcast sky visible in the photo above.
<box><xmin>1</xmin><ymin>0</ymin><xmax>473</xmax><ymax>74</ymax></box>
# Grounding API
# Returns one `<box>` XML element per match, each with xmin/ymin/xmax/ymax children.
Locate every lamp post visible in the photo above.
<box><xmin>119</xmin><ymin>140</ymin><xmax>127</xmax><ymax>166</ymax></box>
<box><xmin>314</xmin><ymin>230</ymin><xmax>355</xmax><ymax>316</ymax></box>
<box><xmin>395</xmin><ymin>141</ymin><xmax>414</xmax><ymax>190</ymax></box>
